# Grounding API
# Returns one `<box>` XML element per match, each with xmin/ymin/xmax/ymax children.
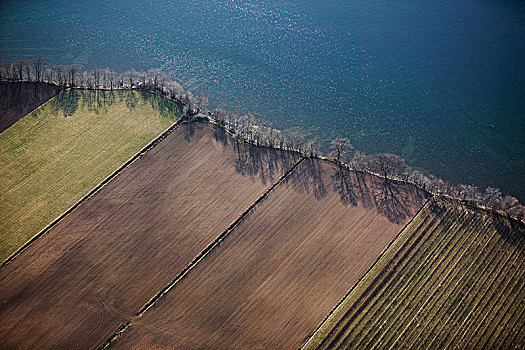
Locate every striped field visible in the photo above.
<box><xmin>305</xmin><ymin>197</ymin><xmax>525</xmax><ymax>350</ymax></box>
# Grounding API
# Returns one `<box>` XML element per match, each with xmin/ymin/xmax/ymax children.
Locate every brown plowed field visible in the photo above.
<box><xmin>0</xmin><ymin>82</ymin><xmax>59</xmax><ymax>132</ymax></box>
<box><xmin>112</xmin><ymin>159</ymin><xmax>428</xmax><ymax>349</ymax></box>
<box><xmin>0</xmin><ymin>122</ymin><xmax>298</xmax><ymax>350</ymax></box>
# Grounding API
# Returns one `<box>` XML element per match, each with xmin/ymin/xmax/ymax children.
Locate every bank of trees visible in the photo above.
<box><xmin>2</xmin><ymin>57</ymin><xmax>523</xmax><ymax>221</ymax></box>
<box><xmin>324</xmin><ymin>140</ymin><xmax>525</xmax><ymax>221</ymax></box>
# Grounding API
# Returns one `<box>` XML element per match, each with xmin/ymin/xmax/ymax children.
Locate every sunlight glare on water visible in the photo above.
<box><xmin>0</xmin><ymin>0</ymin><xmax>524</xmax><ymax>199</ymax></box>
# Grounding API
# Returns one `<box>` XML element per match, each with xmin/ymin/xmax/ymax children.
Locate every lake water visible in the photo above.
<box><xmin>1</xmin><ymin>0</ymin><xmax>524</xmax><ymax>200</ymax></box>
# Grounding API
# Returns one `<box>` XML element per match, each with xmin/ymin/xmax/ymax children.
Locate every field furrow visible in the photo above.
<box><xmin>321</xmin><ymin>203</ymin><xmax>453</xmax><ymax>349</ymax></box>
<box><xmin>345</xmin><ymin>208</ymin><xmax>468</xmax><ymax>349</ymax></box>
<box><xmin>304</xmin><ymin>198</ymin><xmax>525</xmax><ymax>350</ymax></box>
<box><xmin>372</xmin><ymin>215</ymin><xmax>487</xmax><ymax>349</ymax></box>
<box><xmin>417</xmin><ymin>226</ymin><xmax>504</xmax><ymax>347</ymax></box>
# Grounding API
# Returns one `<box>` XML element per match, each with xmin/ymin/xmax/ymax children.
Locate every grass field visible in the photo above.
<box><xmin>110</xmin><ymin>159</ymin><xmax>428</xmax><ymax>349</ymax></box>
<box><xmin>0</xmin><ymin>122</ymin><xmax>299</xmax><ymax>349</ymax></box>
<box><xmin>0</xmin><ymin>82</ymin><xmax>59</xmax><ymax>133</ymax></box>
<box><xmin>306</xmin><ymin>197</ymin><xmax>525</xmax><ymax>350</ymax></box>
<box><xmin>0</xmin><ymin>89</ymin><xmax>181</xmax><ymax>261</ymax></box>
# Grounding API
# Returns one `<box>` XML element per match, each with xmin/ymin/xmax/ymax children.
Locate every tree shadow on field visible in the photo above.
<box><xmin>178</xmin><ymin>120</ymin><xmax>426</xmax><ymax>224</ymax></box>
<box><xmin>184</xmin><ymin>121</ymin><xmax>197</xmax><ymax>141</ymax></box>
<box><xmin>332</xmin><ymin>163</ymin><xmax>359</xmax><ymax>206</ymax></box>
<box><xmin>490</xmin><ymin>212</ymin><xmax>525</xmax><ymax>252</ymax></box>
<box><xmin>293</xmin><ymin>159</ymin><xmax>428</xmax><ymax>224</ymax></box>
<box><xmin>371</xmin><ymin>176</ymin><xmax>420</xmax><ymax>224</ymax></box>
<box><xmin>81</xmin><ymin>90</ymin><xmax>117</xmax><ymax>114</ymax></box>
<box><xmin>50</xmin><ymin>89</ymin><xmax>79</xmax><ymax>117</ymax></box>
<box><xmin>285</xmin><ymin>158</ymin><xmax>327</xmax><ymax>201</ymax></box>
<box><xmin>138</xmin><ymin>91</ymin><xmax>182</xmax><ymax>119</ymax></box>
<box><xmin>233</xmin><ymin>130</ymin><xmax>307</xmax><ymax>186</ymax></box>
<box><xmin>234</xmin><ymin>144</ymin><xmax>296</xmax><ymax>185</ymax></box>
<box><xmin>213</xmin><ymin>124</ymin><xmax>229</xmax><ymax>146</ymax></box>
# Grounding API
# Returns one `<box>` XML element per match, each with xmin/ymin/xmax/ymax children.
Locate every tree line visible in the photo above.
<box><xmin>1</xmin><ymin>57</ymin><xmax>523</xmax><ymax>222</ymax></box>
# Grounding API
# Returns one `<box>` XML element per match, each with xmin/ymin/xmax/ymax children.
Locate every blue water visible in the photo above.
<box><xmin>1</xmin><ymin>0</ymin><xmax>524</xmax><ymax>199</ymax></box>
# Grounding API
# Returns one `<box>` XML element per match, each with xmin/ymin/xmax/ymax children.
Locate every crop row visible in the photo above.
<box><xmin>310</xmin><ymin>198</ymin><xmax>525</xmax><ymax>349</ymax></box>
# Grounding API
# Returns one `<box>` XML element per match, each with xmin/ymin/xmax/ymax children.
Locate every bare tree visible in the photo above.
<box><xmin>0</xmin><ymin>62</ymin><xmax>10</xmax><ymax>80</ymax></box>
<box><xmin>24</xmin><ymin>61</ymin><xmax>32</xmax><ymax>81</ymax></box>
<box><xmin>329</xmin><ymin>137</ymin><xmax>352</xmax><ymax>162</ymax></box>
<box><xmin>303</xmin><ymin>139</ymin><xmax>321</xmax><ymax>157</ymax></box>
<box><xmin>483</xmin><ymin>187</ymin><xmax>503</xmax><ymax>210</ymax></box>
<box><xmin>66</xmin><ymin>65</ymin><xmax>80</xmax><ymax>86</ymax></box>
<box><xmin>408</xmin><ymin>169</ymin><xmax>426</xmax><ymax>187</ymax></box>
<box><xmin>146</xmin><ymin>68</ymin><xmax>161</xmax><ymax>88</ymax></box>
<box><xmin>124</xmin><ymin>69</ymin><xmax>140</xmax><ymax>87</ymax></box>
<box><xmin>350</xmin><ymin>151</ymin><xmax>369</xmax><ymax>171</ymax></box>
<box><xmin>55</xmin><ymin>66</ymin><xmax>65</xmax><ymax>86</ymax></box>
<box><xmin>13</xmin><ymin>60</ymin><xmax>24</xmax><ymax>81</ymax></box>
<box><xmin>194</xmin><ymin>93</ymin><xmax>209</xmax><ymax>113</ymax></box>
<box><xmin>501</xmin><ymin>195</ymin><xmax>519</xmax><ymax>212</ymax></box>
<box><xmin>508</xmin><ymin>204</ymin><xmax>525</xmax><ymax>221</ymax></box>
<box><xmin>104</xmin><ymin>68</ymin><xmax>117</xmax><ymax>90</ymax></box>
<box><xmin>370</xmin><ymin>153</ymin><xmax>407</xmax><ymax>179</ymax></box>
<box><xmin>32</xmin><ymin>56</ymin><xmax>46</xmax><ymax>82</ymax></box>
<box><xmin>182</xmin><ymin>91</ymin><xmax>195</xmax><ymax>117</ymax></box>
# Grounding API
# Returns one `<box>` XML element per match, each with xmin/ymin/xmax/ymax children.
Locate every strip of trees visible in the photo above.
<box><xmin>2</xmin><ymin>57</ymin><xmax>523</xmax><ymax>222</ymax></box>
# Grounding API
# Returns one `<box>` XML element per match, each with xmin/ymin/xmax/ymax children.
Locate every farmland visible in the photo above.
<box><xmin>0</xmin><ymin>122</ymin><xmax>299</xmax><ymax>349</ymax></box>
<box><xmin>0</xmin><ymin>82</ymin><xmax>59</xmax><ymax>132</ymax></box>
<box><xmin>306</xmin><ymin>197</ymin><xmax>525</xmax><ymax>350</ymax></box>
<box><xmin>110</xmin><ymin>159</ymin><xmax>428</xmax><ymax>349</ymax></box>
<box><xmin>0</xmin><ymin>89</ymin><xmax>181</xmax><ymax>261</ymax></box>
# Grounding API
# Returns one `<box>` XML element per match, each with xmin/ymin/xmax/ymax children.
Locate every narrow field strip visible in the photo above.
<box><xmin>99</xmin><ymin>156</ymin><xmax>306</xmax><ymax>350</ymax></box>
<box><xmin>306</xmin><ymin>197</ymin><xmax>525</xmax><ymax>350</ymax></box>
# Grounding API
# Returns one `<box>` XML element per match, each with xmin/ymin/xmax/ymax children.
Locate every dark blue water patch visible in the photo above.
<box><xmin>1</xmin><ymin>0</ymin><xmax>524</xmax><ymax>200</ymax></box>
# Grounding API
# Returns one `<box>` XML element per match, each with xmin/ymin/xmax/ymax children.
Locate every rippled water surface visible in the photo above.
<box><xmin>1</xmin><ymin>0</ymin><xmax>524</xmax><ymax>199</ymax></box>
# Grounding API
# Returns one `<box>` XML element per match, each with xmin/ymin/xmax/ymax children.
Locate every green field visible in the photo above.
<box><xmin>305</xmin><ymin>197</ymin><xmax>525</xmax><ymax>350</ymax></box>
<box><xmin>0</xmin><ymin>89</ymin><xmax>181</xmax><ymax>262</ymax></box>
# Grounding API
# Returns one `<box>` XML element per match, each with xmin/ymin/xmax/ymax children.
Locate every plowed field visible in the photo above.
<box><xmin>111</xmin><ymin>159</ymin><xmax>428</xmax><ymax>349</ymax></box>
<box><xmin>0</xmin><ymin>122</ymin><xmax>299</xmax><ymax>349</ymax></box>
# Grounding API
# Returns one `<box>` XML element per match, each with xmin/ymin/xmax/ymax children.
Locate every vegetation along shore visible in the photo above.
<box><xmin>1</xmin><ymin>57</ymin><xmax>524</xmax><ymax>223</ymax></box>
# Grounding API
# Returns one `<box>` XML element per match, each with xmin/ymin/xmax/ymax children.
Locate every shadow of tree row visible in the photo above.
<box><xmin>288</xmin><ymin>159</ymin><xmax>428</xmax><ymax>224</ymax></box>
<box><xmin>0</xmin><ymin>82</ymin><xmax>59</xmax><ymax>132</ymax></box>
<box><xmin>178</xmin><ymin>122</ymin><xmax>428</xmax><ymax>224</ymax></box>
<box><xmin>236</xmin><ymin>148</ymin><xmax>428</xmax><ymax>224</ymax></box>
<box><xmin>48</xmin><ymin>89</ymin><xmax>182</xmax><ymax>118</ymax></box>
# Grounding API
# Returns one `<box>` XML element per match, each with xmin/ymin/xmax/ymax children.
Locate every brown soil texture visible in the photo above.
<box><xmin>112</xmin><ymin>159</ymin><xmax>429</xmax><ymax>349</ymax></box>
<box><xmin>0</xmin><ymin>82</ymin><xmax>59</xmax><ymax>132</ymax></box>
<box><xmin>0</xmin><ymin>122</ymin><xmax>298</xmax><ymax>350</ymax></box>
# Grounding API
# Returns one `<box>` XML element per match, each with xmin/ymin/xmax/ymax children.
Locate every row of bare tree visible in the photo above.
<box><xmin>326</xmin><ymin>137</ymin><xmax>525</xmax><ymax>221</ymax></box>
<box><xmin>0</xmin><ymin>57</ymin><xmax>213</xmax><ymax>119</ymax></box>
<box><xmin>2</xmin><ymin>57</ymin><xmax>523</xmax><ymax>222</ymax></box>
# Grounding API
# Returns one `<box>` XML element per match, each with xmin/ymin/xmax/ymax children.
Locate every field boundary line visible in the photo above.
<box><xmin>301</xmin><ymin>196</ymin><xmax>433</xmax><ymax>350</ymax></box>
<box><xmin>134</xmin><ymin>155</ymin><xmax>306</xmax><ymax>317</ymax></box>
<box><xmin>0</xmin><ymin>117</ymin><xmax>183</xmax><ymax>269</ymax></box>
<box><xmin>97</xmin><ymin>322</ymin><xmax>130</xmax><ymax>350</ymax></box>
